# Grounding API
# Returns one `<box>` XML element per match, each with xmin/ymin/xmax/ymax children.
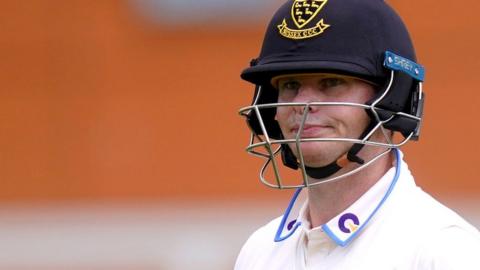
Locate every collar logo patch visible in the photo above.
<box><xmin>338</xmin><ymin>213</ymin><xmax>360</xmax><ymax>234</ymax></box>
<box><xmin>278</xmin><ymin>0</ymin><xmax>330</xmax><ymax>40</ymax></box>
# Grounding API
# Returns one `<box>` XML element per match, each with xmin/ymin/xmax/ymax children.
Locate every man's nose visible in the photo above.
<box><xmin>291</xmin><ymin>86</ymin><xmax>323</xmax><ymax>115</ymax></box>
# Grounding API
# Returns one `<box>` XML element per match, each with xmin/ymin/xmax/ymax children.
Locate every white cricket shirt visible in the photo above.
<box><xmin>235</xmin><ymin>151</ymin><xmax>480</xmax><ymax>270</ymax></box>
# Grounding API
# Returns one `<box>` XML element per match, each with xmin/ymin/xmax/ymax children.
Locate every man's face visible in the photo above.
<box><xmin>274</xmin><ymin>73</ymin><xmax>376</xmax><ymax>167</ymax></box>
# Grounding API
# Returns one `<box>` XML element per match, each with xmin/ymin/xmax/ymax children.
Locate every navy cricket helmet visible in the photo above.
<box><xmin>239</xmin><ymin>0</ymin><xmax>425</xmax><ymax>188</ymax></box>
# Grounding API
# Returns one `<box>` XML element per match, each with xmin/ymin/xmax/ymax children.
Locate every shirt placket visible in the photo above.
<box><xmin>296</xmin><ymin>226</ymin><xmax>335</xmax><ymax>270</ymax></box>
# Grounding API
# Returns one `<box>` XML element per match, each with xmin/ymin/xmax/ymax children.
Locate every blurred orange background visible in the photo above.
<box><xmin>1</xmin><ymin>0</ymin><xmax>479</xmax><ymax>203</ymax></box>
<box><xmin>0</xmin><ymin>1</ymin><xmax>478</xmax><ymax>269</ymax></box>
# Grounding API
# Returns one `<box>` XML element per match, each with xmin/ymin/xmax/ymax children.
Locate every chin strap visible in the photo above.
<box><xmin>282</xmin><ymin>122</ymin><xmax>375</xmax><ymax>180</ymax></box>
<box><xmin>305</xmin><ymin>142</ymin><xmax>365</xmax><ymax>179</ymax></box>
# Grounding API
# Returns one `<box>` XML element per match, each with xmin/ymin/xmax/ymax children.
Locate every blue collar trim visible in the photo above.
<box><xmin>274</xmin><ymin>149</ymin><xmax>402</xmax><ymax>245</ymax></box>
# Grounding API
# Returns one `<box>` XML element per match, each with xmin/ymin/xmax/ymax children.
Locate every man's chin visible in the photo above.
<box><xmin>294</xmin><ymin>151</ymin><xmax>337</xmax><ymax>168</ymax></box>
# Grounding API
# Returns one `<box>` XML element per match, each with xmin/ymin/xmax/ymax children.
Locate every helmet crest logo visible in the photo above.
<box><xmin>278</xmin><ymin>0</ymin><xmax>330</xmax><ymax>40</ymax></box>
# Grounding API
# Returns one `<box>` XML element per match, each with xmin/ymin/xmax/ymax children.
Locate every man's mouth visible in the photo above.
<box><xmin>291</xmin><ymin>124</ymin><xmax>332</xmax><ymax>138</ymax></box>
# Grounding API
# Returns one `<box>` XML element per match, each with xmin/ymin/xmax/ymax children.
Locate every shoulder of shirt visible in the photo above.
<box><xmin>234</xmin><ymin>216</ymin><xmax>285</xmax><ymax>270</ymax></box>
<box><xmin>413</xmin><ymin>187</ymin><xmax>479</xmax><ymax>238</ymax></box>
<box><xmin>243</xmin><ymin>216</ymin><xmax>283</xmax><ymax>247</ymax></box>
<box><xmin>386</xmin><ymin>162</ymin><xmax>477</xmax><ymax>235</ymax></box>
<box><xmin>409</xmin><ymin>187</ymin><xmax>478</xmax><ymax>234</ymax></box>
<box><xmin>413</xmin><ymin>214</ymin><xmax>480</xmax><ymax>269</ymax></box>
<box><xmin>388</xmin><ymin>182</ymin><xmax>480</xmax><ymax>268</ymax></box>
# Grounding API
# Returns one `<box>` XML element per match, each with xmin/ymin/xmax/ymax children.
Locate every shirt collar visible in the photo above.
<box><xmin>297</xmin><ymin>149</ymin><xmax>404</xmax><ymax>247</ymax></box>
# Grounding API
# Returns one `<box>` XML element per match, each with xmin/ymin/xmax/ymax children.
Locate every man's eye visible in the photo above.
<box><xmin>320</xmin><ymin>78</ymin><xmax>346</xmax><ymax>88</ymax></box>
<box><xmin>280</xmin><ymin>81</ymin><xmax>301</xmax><ymax>91</ymax></box>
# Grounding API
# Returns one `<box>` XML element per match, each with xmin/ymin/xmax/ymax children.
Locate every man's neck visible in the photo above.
<box><xmin>306</xmin><ymin>150</ymin><xmax>394</xmax><ymax>228</ymax></box>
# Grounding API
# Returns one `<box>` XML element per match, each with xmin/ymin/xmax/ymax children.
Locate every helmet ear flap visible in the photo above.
<box><xmin>246</xmin><ymin>84</ymin><xmax>283</xmax><ymax>139</ymax></box>
<box><xmin>374</xmin><ymin>71</ymin><xmax>413</xmax><ymax>112</ymax></box>
<box><xmin>367</xmin><ymin>71</ymin><xmax>424</xmax><ymax>140</ymax></box>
